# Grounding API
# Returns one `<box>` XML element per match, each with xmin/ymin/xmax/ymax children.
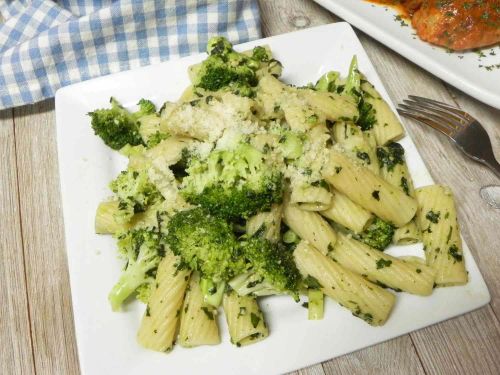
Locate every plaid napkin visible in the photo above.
<box><xmin>0</xmin><ymin>0</ymin><xmax>261</xmax><ymax>110</ymax></box>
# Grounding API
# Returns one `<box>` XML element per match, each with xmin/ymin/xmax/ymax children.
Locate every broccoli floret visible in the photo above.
<box><xmin>135</xmin><ymin>283</ymin><xmax>153</xmax><ymax>304</ymax></box>
<box><xmin>146</xmin><ymin>131</ymin><xmax>169</xmax><ymax>148</ymax></box>
<box><xmin>108</xmin><ymin>229</ymin><xmax>165</xmax><ymax>310</ymax></box>
<box><xmin>137</xmin><ymin>98</ymin><xmax>156</xmax><ymax>116</ymax></box>
<box><xmin>195</xmin><ymin>55</ymin><xmax>257</xmax><ymax>93</ymax></box>
<box><xmin>354</xmin><ymin>217</ymin><xmax>395</xmax><ymax>251</ymax></box>
<box><xmin>193</xmin><ymin>36</ymin><xmax>263</xmax><ymax>96</ymax></box>
<box><xmin>109</xmin><ymin>169</ymin><xmax>162</xmax><ymax>224</ymax></box>
<box><xmin>376</xmin><ymin>142</ymin><xmax>405</xmax><ymax>172</ymax></box>
<box><xmin>89</xmin><ymin>97</ymin><xmax>144</xmax><ymax>150</ymax></box>
<box><xmin>180</xmin><ymin>141</ymin><xmax>283</xmax><ymax>220</ymax></box>
<box><xmin>252</xmin><ymin>46</ymin><xmax>270</xmax><ymax>62</ymax></box>
<box><xmin>89</xmin><ymin>97</ymin><xmax>158</xmax><ymax>150</ymax></box>
<box><xmin>165</xmin><ymin>207</ymin><xmax>246</xmax><ymax>282</ymax></box>
<box><xmin>207</xmin><ymin>36</ymin><xmax>233</xmax><ymax>56</ymax></box>
<box><xmin>229</xmin><ymin>237</ymin><xmax>301</xmax><ymax>298</ymax></box>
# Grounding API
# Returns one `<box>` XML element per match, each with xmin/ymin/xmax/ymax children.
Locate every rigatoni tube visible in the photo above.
<box><xmin>137</xmin><ymin>252</ymin><xmax>191</xmax><ymax>352</ymax></box>
<box><xmin>331</xmin><ymin>232</ymin><xmax>436</xmax><ymax>296</ymax></box>
<box><xmin>283</xmin><ymin>202</ymin><xmax>337</xmax><ymax>254</ymax></box>
<box><xmin>178</xmin><ymin>272</ymin><xmax>220</xmax><ymax>347</ymax></box>
<box><xmin>222</xmin><ymin>291</ymin><xmax>268</xmax><ymax>346</ymax></box>
<box><xmin>323</xmin><ymin>150</ymin><xmax>417</xmax><ymax>227</ymax></box>
<box><xmin>415</xmin><ymin>185</ymin><xmax>468</xmax><ymax>286</ymax></box>
<box><xmin>294</xmin><ymin>241</ymin><xmax>395</xmax><ymax>326</ymax></box>
<box><xmin>320</xmin><ymin>189</ymin><xmax>373</xmax><ymax>234</ymax></box>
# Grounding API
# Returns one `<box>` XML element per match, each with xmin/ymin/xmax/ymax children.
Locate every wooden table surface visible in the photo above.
<box><xmin>1</xmin><ymin>1</ymin><xmax>500</xmax><ymax>374</ymax></box>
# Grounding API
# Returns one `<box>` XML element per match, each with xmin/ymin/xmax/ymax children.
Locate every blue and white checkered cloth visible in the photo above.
<box><xmin>0</xmin><ymin>0</ymin><xmax>261</xmax><ymax>110</ymax></box>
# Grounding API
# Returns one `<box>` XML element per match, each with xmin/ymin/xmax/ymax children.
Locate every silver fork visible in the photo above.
<box><xmin>397</xmin><ymin>95</ymin><xmax>500</xmax><ymax>178</ymax></box>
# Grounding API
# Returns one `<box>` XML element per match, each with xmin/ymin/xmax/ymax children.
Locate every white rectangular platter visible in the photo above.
<box><xmin>314</xmin><ymin>0</ymin><xmax>500</xmax><ymax>109</ymax></box>
<box><xmin>55</xmin><ymin>23</ymin><xmax>490</xmax><ymax>375</ymax></box>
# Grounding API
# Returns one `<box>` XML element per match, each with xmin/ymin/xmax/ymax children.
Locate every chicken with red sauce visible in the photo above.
<box><xmin>373</xmin><ymin>0</ymin><xmax>500</xmax><ymax>50</ymax></box>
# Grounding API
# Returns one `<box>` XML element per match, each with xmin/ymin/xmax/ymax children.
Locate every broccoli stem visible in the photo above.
<box><xmin>282</xmin><ymin>229</ymin><xmax>300</xmax><ymax>244</ymax></box>
<box><xmin>344</xmin><ymin>56</ymin><xmax>361</xmax><ymax>96</ymax></box>
<box><xmin>200</xmin><ymin>278</ymin><xmax>226</xmax><ymax>307</ymax></box>
<box><xmin>228</xmin><ymin>272</ymin><xmax>276</xmax><ymax>297</ymax></box>
<box><xmin>307</xmin><ymin>289</ymin><xmax>324</xmax><ymax>320</ymax></box>
<box><xmin>108</xmin><ymin>266</ymin><xmax>148</xmax><ymax>311</ymax></box>
<box><xmin>315</xmin><ymin>71</ymin><xmax>340</xmax><ymax>92</ymax></box>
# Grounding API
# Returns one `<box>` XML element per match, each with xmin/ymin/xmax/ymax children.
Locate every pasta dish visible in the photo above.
<box><xmin>88</xmin><ymin>37</ymin><xmax>468</xmax><ymax>352</ymax></box>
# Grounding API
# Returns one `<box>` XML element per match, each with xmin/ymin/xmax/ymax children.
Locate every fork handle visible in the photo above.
<box><xmin>484</xmin><ymin>158</ymin><xmax>500</xmax><ymax>179</ymax></box>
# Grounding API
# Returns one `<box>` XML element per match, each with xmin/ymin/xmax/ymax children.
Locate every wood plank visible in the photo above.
<box><xmin>412</xmin><ymin>307</ymin><xmax>500</xmax><ymax>375</ymax></box>
<box><xmin>322</xmin><ymin>336</ymin><xmax>426</xmax><ymax>375</ymax></box>
<box><xmin>289</xmin><ymin>364</ymin><xmax>326</xmax><ymax>375</ymax></box>
<box><xmin>259</xmin><ymin>0</ymin><xmax>338</xmax><ymax>37</ymax></box>
<box><xmin>13</xmin><ymin>100</ymin><xmax>80</xmax><ymax>375</ymax></box>
<box><xmin>0</xmin><ymin>110</ymin><xmax>35</xmax><ymax>375</ymax></box>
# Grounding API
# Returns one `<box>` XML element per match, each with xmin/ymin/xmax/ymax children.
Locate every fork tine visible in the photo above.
<box><xmin>408</xmin><ymin>95</ymin><xmax>473</xmax><ymax>122</ymax></box>
<box><xmin>398</xmin><ymin>104</ymin><xmax>459</xmax><ymax>132</ymax></box>
<box><xmin>397</xmin><ymin>108</ymin><xmax>454</xmax><ymax>137</ymax></box>
<box><xmin>402</xmin><ymin>100</ymin><xmax>464</xmax><ymax>129</ymax></box>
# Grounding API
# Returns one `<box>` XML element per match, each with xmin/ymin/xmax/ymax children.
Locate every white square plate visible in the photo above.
<box><xmin>56</xmin><ymin>23</ymin><xmax>490</xmax><ymax>375</ymax></box>
<box><xmin>314</xmin><ymin>0</ymin><xmax>500</xmax><ymax>109</ymax></box>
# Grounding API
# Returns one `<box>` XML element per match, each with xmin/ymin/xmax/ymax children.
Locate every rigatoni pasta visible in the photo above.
<box><xmin>137</xmin><ymin>252</ymin><xmax>191</xmax><ymax>352</ymax></box>
<box><xmin>223</xmin><ymin>291</ymin><xmax>269</xmax><ymax>346</ymax></box>
<box><xmin>393</xmin><ymin>221</ymin><xmax>421</xmax><ymax>245</ymax></box>
<box><xmin>332</xmin><ymin>121</ymin><xmax>380</xmax><ymax>174</ymax></box>
<box><xmin>246</xmin><ymin>204</ymin><xmax>283</xmax><ymax>242</ymax></box>
<box><xmin>376</xmin><ymin>142</ymin><xmax>420</xmax><ymax>244</ymax></box>
<box><xmin>283</xmin><ymin>202</ymin><xmax>337</xmax><ymax>254</ymax></box>
<box><xmin>331</xmin><ymin>233</ymin><xmax>436</xmax><ymax>296</ymax></box>
<box><xmin>415</xmin><ymin>185</ymin><xmax>468</xmax><ymax>286</ymax></box>
<box><xmin>294</xmin><ymin>241</ymin><xmax>395</xmax><ymax>326</ymax></box>
<box><xmin>320</xmin><ymin>189</ymin><xmax>374</xmax><ymax>234</ymax></box>
<box><xmin>179</xmin><ymin>272</ymin><xmax>220</xmax><ymax>347</ymax></box>
<box><xmin>361</xmin><ymin>80</ymin><xmax>405</xmax><ymax>146</ymax></box>
<box><xmin>324</xmin><ymin>150</ymin><xmax>417</xmax><ymax>227</ymax></box>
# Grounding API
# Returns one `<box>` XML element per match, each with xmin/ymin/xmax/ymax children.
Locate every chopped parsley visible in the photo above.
<box><xmin>448</xmin><ymin>244</ymin><xmax>463</xmax><ymax>262</ymax></box>
<box><xmin>400</xmin><ymin>177</ymin><xmax>410</xmax><ymax>195</ymax></box>
<box><xmin>426</xmin><ymin>210</ymin><xmax>440</xmax><ymax>224</ymax></box>
<box><xmin>376</xmin><ymin>143</ymin><xmax>405</xmax><ymax>171</ymax></box>
<box><xmin>356</xmin><ymin>97</ymin><xmax>376</xmax><ymax>131</ymax></box>
<box><xmin>250</xmin><ymin>312</ymin><xmax>261</xmax><ymax>328</ymax></box>
<box><xmin>376</xmin><ymin>258</ymin><xmax>392</xmax><ymax>269</ymax></box>
<box><xmin>201</xmin><ymin>306</ymin><xmax>214</xmax><ymax>320</ymax></box>
<box><xmin>356</xmin><ymin>151</ymin><xmax>371</xmax><ymax>164</ymax></box>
